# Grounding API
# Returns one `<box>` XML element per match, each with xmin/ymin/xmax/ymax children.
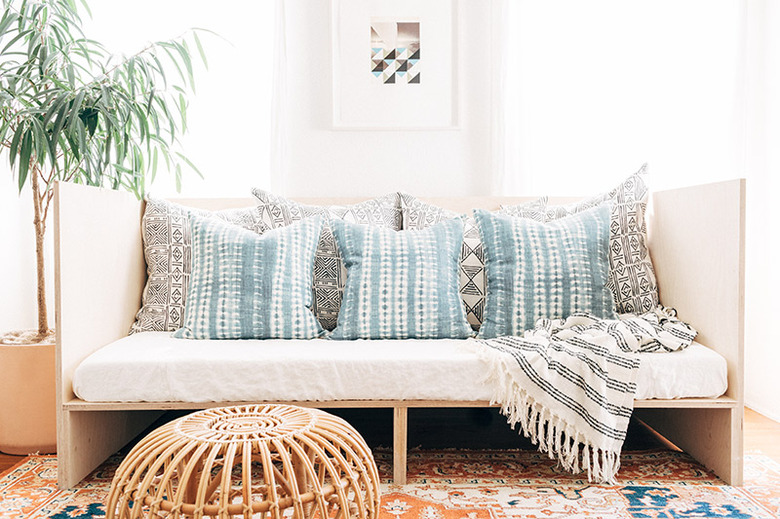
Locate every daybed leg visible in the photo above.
<box><xmin>634</xmin><ymin>406</ymin><xmax>743</xmax><ymax>486</ymax></box>
<box><xmin>58</xmin><ymin>408</ymin><xmax>162</xmax><ymax>489</ymax></box>
<box><xmin>393</xmin><ymin>406</ymin><xmax>408</xmax><ymax>485</ymax></box>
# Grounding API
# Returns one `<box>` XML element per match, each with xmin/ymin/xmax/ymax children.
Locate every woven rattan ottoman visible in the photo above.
<box><xmin>105</xmin><ymin>404</ymin><xmax>381</xmax><ymax>518</ymax></box>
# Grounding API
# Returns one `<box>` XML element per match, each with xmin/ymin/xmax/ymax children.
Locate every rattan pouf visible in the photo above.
<box><xmin>105</xmin><ymin>404</ymin><xmax>381</xmax><ymax>519</ymax></box>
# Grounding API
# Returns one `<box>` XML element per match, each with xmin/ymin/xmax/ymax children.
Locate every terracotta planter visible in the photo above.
<box><xmin>0</xmin><ymin>341</ymin><xmax>57</xmax><ymax>454</ymax></box>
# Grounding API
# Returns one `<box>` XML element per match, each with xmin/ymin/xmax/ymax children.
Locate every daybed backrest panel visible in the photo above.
<box><xmin>171</xmin><ymin>196</ymin><xmax>582</xmax><ymax>214</ymax></box>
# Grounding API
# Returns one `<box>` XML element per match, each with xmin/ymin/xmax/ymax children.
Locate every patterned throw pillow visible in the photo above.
<box><xmin>252</xmin><ymin>189</ymin><xmax>402</xmax><ymax>331</ymax></box>
<box><xmin>475</xmin><ymin>205</ymin><xmax>617</xmax><ymax>338</ymax></box>
<box><xmin>502</xmin><ymin>165</ymin><xmax>658</xmax><ymax>314</ymax></box>
<box><xmin>130</xmin><ymin>197</ymin><xmax>269</xmax><ymax>334</ymax></box>
<box><xmin>400</xmin><ymin>193</ymin><xmax>547</xmax><ymax>330</ymax></box>
<box><xmin>329</xmin><ymin>218</ymin><xmax>473</xmax><ymax>340</ymax></box>
<box><xmin>173</xmin><ymin>215</ymin><xmax>324</xmax><ymax>340</ymax></box>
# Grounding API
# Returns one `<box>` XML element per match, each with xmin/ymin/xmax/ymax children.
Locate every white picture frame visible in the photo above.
<box><xmin>331</xmin><ymin>0</ymin><xmax>459</xmax><ymax>130</ymax></box>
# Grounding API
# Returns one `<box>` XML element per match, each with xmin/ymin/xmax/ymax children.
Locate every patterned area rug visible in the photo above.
<box><xmin>1</xmin><ymin>449</ymin><xmax>778</xmax><ymax>518</ymax></box>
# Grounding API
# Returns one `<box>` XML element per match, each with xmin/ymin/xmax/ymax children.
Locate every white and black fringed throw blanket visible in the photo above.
<box><xmin>474</xmin><ymin>307</ymin><xmax>697</xmax><ymax>484</ymax></box>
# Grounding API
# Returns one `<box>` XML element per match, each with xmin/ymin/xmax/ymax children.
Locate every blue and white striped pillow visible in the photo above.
<box><xmin>329</xmin><ymin>218</ymin><xmax>473</xmax><ymax>340</ymax></box>
<box><xmin>173</xmin><ymin>215</ymin><xmax>324</xmax><ymax>340</ymax></box>
<box><xmin>475</xmin><ymin>205</ymin><xmax>616</xmax><ymax>339</ymax></box>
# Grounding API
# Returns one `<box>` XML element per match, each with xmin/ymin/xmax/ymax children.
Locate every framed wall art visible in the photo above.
<box><xmin>331</xmin><ymin>0</ymin><xmax>459</xmax><ymax>129</ymax></box>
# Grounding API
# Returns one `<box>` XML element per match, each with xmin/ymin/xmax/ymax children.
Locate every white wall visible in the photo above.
<box><xmin>0</xmin><ymin>180</ymin><xmax>48</xmax><ymax>332</ymax></box>
<box><xmin>742</xmin><ymin>0</ymin><xmax>780</xmax><ymax>422</ymax></box>
<box><xmin>281</xmin><ymin>0</ymin><xmax>492</xmax><ymax>197</ymax></box>
<box><xmin>1</xmin><ymin>0</ymin><xmax>777</xmax><ymax>420</ymax></box>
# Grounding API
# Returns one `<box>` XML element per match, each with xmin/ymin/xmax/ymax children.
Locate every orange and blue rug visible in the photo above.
<box><xmin>1</xmin><ymin>449</ymin><xmax>778</xmax><ymax>518</ymax></box>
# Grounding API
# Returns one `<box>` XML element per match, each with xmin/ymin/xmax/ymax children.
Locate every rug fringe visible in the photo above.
<box><xmin>477</xmin><ymin>343</ymin><xmax>622</xmax><ymax>484</ymax></box>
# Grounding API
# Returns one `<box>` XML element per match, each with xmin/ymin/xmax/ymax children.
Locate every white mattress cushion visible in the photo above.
<box><xmin>72</xmin><ymin>332</ymin><xmax>727</xmax><ymax>403</ymax></box>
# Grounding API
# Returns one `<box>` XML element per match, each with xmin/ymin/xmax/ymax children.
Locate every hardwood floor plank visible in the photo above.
<box><xmin>744</xmin><ymin>407</ymin><xmax>780</xmax><ymax>463</ymax></box>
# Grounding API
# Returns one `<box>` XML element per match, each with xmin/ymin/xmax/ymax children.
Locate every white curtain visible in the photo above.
<box><xmin>270</xmin><ymin>0</ymin><xmax>289</xmax><ymax>193</ymax></box>
<box><xmin>493</xmin><ymin>0</ymin><xmax>780</xmax><ymax>419</ymax></box>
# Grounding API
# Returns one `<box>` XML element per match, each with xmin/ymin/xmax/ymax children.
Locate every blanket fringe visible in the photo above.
<box><xmin>480</xmin><ymin>346</ymin><xmax>622</xmax><ymax>484</ymax></box>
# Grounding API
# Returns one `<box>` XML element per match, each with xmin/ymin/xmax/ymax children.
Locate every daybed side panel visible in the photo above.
<box><xmin>54</xmin><ymin>181</ymin><xmax>156</xmax><ymax>487</ymax></box>
<box><xmin>647</xmin><ymin>178</ymin><xmax>745</xmax><ymax>402</ymax></box>
<box><xmin>636</xmin><ymin>407</ymin><xmax>742</xmax><ymax>485</ymax></box>
<box><xmin>54</xmin><ymin>181</ymin><xmax>147</xmax><ymax>402</ymax></box>
<box><xmin>643</xmin><ymin>178</ymin><xmax>745</xmax><ymax>486</ymax></box>
<box><xmin>59</xmin><ymin>409</ymin><xmax>162</xmax><ymax>488</ymax></box>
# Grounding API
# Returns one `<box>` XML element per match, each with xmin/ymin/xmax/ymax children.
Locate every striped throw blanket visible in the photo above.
<box><xmin>475</xmin><ymin>307</ymin><xmax>696</xmax><ymax>484</ymax></box>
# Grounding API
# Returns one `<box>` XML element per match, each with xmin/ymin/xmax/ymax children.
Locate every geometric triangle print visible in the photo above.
<box><xmin>461</xmin><ymin>279</ymin><xmax>482</xmax><ymax>296</ymax></box>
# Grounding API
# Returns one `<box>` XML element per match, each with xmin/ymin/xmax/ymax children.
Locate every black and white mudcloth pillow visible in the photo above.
<box><xmin>500</xmin><ymin>164</ymin><xmax>659</xmax><ymax>314</ymax></box>
<box><xmin>400</xmin><ymin>193</ymin><xmax>547</xmax><ymax>330</ymax></box>
<box><xmin>130</xmin><ymin>197</ymin><xmax>269</xmax><ymax>334</ymax></box>
<box><xmin>251</xmin><ymin>189</ymin><xmax>402</xmax><ymax>331</ymax></box>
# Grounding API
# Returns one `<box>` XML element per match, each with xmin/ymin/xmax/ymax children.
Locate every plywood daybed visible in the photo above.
<box><xmin>53</xmin><ymin>179</ymin><xmax>745</xmax><ymax>489</ymax></box>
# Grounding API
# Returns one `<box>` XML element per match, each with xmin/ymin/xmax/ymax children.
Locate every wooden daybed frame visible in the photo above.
<box><xmin>53</xmin><ymin>179</ymin><xmax>745</xmax><ymax>489</ymax></box>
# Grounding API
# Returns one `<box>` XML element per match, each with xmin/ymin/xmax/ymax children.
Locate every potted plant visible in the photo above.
<box><xmin>0</xmin><ymin>0</ymin><xmax>204</xmax><ymax>454</ymax></box>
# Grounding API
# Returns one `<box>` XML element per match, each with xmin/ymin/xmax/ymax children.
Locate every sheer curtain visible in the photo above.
<box><xmin>492</xmin><ymin>0</ymin><xmax>780</xmax><ymax>420</ymax></box>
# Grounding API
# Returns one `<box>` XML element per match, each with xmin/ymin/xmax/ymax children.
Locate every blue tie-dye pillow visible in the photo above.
<box><xmin>173</xmin><ymin>215</ymin><xmax>324</xmax><ymax>340</ymax></box>
<box><xmin>475</xmin><ymin>204</ymin><xmax>617</xmax><ymax>339</ymax></box>
<box><xmin>329</xmin><ymin>218</ymin><xmax>473</xmax><ymax>340</ymax></box>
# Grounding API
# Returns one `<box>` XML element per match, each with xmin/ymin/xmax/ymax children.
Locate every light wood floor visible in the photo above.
<box><xmin>744</xmin><ymin>407</ymin><xmax>780</xmax><ymax>462</ymax></box>
<box><xmin>1</xmin><ymin>406</ymin><xmax>778</xmax><ymax>477</ymax></box>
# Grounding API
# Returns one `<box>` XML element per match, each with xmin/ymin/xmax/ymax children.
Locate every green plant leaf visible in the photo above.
<box><xmin>18</xmin><ymin>129</ymin><xmax>31</xmax><ymax>192</ymax></box>
<box><xmin>67</xmin><ymin>90</ymin><xmax>86</xmax><ymax>131</ymax></box>
<box><xmin>30</xmin><ymin>116</ymin><xmax>47</xmax><ymax>165</ymax></box>
<box><xmin>159</xmin><ymin>43</ymin><xmax>187</xmax><ymax>86</ymax></box>
<box><xmin>2</xmin><ymin>28</ymin><xmax>34</xmax><ymax>55</ymax></box>
<box><xmin>0</xmin><ymin>11</ymin><xmax>18</xmax><ymax>38</ymax></box>
<box><xmin>43</xmin><ymin>92</ymin><xmax>69</xmax><ymax>127</ymax></box>
<box><xmin>77</xmin><ymin>0</ymin><xmax>92</xmax><ymax>18</ymax></box>
<box><xmin>9</xmin><ymin>123</ymin><xmax>24</xmax><ymax>167</ymax></box>
<box><xmin>175</xmin><ymin>162</ymin><xmax>181</xmax><ymax>192</ymax></box>
<box><xmin>50</xmin><ymin>97</ymin><xmax>71</xmax><ymax>153</ymax></box>
<box><xmin>193</xmin><ymin>30</ymin><xmax>207</xmax><ymax>69</ymax></box>
<box><xmin>175</xmin><ymin>151</ymin><xmax>202</xmax><ymax>179</ymax></box>
<box><xmin>150</xmin><ymin>145</ymin><xmax>158</xmax><ymax>182</ymax></box>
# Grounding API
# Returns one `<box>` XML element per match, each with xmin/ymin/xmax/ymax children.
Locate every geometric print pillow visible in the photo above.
<box><xmin>129</xmin><ymin>197</ymin><xmax>269</xmax><ymax>334</ymax></box>
<box><xmin>474</xmin><ymin>204</ymin><xmax>617</xmax><ymax>339</ymax></box>
<box><xmin>251</xmin><ymin>189</ymin><xmax>402</xmax><ymax>331</ymax></box>
<box><xmin>500</xmin><ymin>164</ymin><xmax>659</xmax><ymax>314</ymax></box>
<box><xmin>400</xmin><ymin>193</ymin><xmax>547</xmax><ymax>330</ymax></box>
<box><xmin>172</xmin><ymin>215</ymin><xmax>324</xmax><ymax>340</ymax></box>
